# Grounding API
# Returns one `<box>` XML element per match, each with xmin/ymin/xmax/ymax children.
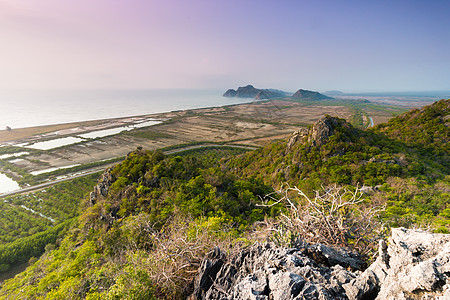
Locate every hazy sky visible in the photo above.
<box><xmin>0</xmin><ymin>0</ymin><xmax>449</xmax><ymax>92</ymax></box>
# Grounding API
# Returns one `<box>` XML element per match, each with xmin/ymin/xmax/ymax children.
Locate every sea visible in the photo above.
<box><xmin>0</xmin><ymin>89</ymin><xmax>250</xmax><ymax>130</ymax></box>
<box><xmin>1</xmin><ymin>89</ymin><xmax>449</xmax><ymax>130</ymax></box>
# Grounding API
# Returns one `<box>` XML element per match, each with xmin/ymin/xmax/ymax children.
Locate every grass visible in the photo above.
<box><xmin>124</xmin><ymin>130</ymin><xmax>173</xmax><ymax>140</ymax></box>
<box><xmin>0</xmin><ymin>146</ymin><xmax>42</xmax><ymax>156</ymax></box>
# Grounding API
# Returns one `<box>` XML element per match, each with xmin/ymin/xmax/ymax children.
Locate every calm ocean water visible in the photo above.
<box><xmin>0</xmin><ymin>89</ymin><xmax>249</xmax><ymax>129</ymax></box>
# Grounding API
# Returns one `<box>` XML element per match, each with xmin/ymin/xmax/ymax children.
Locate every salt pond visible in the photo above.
<box><xmin>78</xmin><ymin>120</ymin><xmax>162</xmax><ymax>139</ymax></box>
<box><xmin>0</xmin><ymin>152</ymin><xmax>30</xmax><ymax>159</ymax></box>
<box><xmin>133</xmin><ymin>120</ymin><xmax>162</xmax><ymax>128</ymax></box>
<box><xmin>25</xmin><ymin>137</ymin><xmax>84</xmax><ymax>150</ymax></box>
<box><xmin>78</xmin><ymin>126</ymin><xmax>133</xmax><ymax>139</ymax></box>
<box><xmin>30</xmin><ymin>164</ymin><xmax>81</xmax><ymax>176</ymax></box>
<box><xmin>15</xmin><ymin>120</ymin><xmax>163</xmax><ymax>150</ymax></box>
<box><xmin>0</xmin><ymin>173</ymin><xmax>20</xmax><ymax>194</ymax></box>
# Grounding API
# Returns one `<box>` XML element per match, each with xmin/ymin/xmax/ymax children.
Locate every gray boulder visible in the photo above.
<box><xmin>191</xmin><ymin>228</ymin><xmax>450</xmax><ymax>300</ymax></box>
<box><xmin>307</xmin><ymin>116</ymin><xmax>339</xmax><ymax>147</ymax></box>
<box><xmin>344</xmin><ymin>228</ymin><xmax>450</xmax><ymax>300</ymax></box>
<box><xmin>191</xmin><ymin>242</ymin><xmax>360</xmax><ymax>299</ymax></box>
<box><xmin>89</xmin><ymin>167</ymin><xmax>114</xmax><ymax>205</ymax></box>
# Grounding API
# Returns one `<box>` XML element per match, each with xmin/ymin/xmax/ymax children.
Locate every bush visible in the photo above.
<box><xmin>259</xmin><ymin>185</ymin><xmax>387</xmax><ymax>259</ymax></box>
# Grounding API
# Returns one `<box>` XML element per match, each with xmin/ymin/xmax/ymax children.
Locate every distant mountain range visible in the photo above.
<box><xmin>223</xmin><ymin>85</ymin><xmax>333</xmax><ymax>101</ymax></box>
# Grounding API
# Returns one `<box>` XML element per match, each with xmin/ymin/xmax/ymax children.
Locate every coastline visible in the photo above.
<box><xmin>0</xmin><ymin>112</ymin><xmax>170</xmax><ymax>144</ymax></box>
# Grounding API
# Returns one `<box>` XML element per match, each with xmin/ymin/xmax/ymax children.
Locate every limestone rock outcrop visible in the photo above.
<box><xmin>345</xmin><ymin>228</ymin><xmax>450</xmax><ymax>300</ymax></box>
<box><xmin>191</xmin><ymin>242</ymin><xmax>364</xmax><ymax>299</ymax></box>
<box><xmin>286</xmin><ymin>128</ymin><xmax>308</xmax><ymax>151</ymax></box>
<box><xmin>190</xmin><ymin>228</ymin><xmax>450</xmax><ymax>299</ymax></box>
<box><xmin>307</xmin><ymin>116</ymin><xmax>339</xmax><ymax>146</ymax></box>
<box><xmin>89</xmin><ymin>167</ymin><xmax>114</xmax><ymax>205</ymax></box>
<box><xmin>286</xmin><ymin>115</ymin><xmax>347</xmax><ymax>150</ymax></box>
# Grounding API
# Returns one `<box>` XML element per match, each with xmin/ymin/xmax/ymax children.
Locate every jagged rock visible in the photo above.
<box><xmin>190</xmin><ymin>229</ymin><xmax>450</xmax><ymax>300</ymax></box>
<box><xmin>343</xmin><ymin>269</ymin><xmax>379</xmax><ymax>300</ymax></box>
<box><xmin>345</xmin><ymin>228</ymin><xmax>450</xmax><ymax>300</ymax></box>
<box><xmin>192</xmin><ymin>247</ymin><xmax>226</xmax><ymax>299</ymax></box>
<box><xmin>89</xmin><ymin>168</ymin><xmax>114</xmax><ymax>205</ymax></box>
<box><xmin>191</xmin><ymin>243</ymin><xmax>361</xmax><ymax>299</ymax></box>
<box><xmin>286</xmin><ymin>115</ymin><xmax>357</xmax><ymax>152</ymax></box>
<box><xmin>308</xmin><ymin>116</ymin><xmax>339</xmax><ymax>146</ymax></box>
<box><xmin>286</xmin><ymin>128</ymin><xmax>308</xmax><ymax>151</ymax></box>
<box><xmin>302</xmin><ymin>244</ymin><xmax>367</xmax><ymax>271</ymax></box>
<box><xmin>292</xmin><ymin>89</ymin><xmax>333</xmax><ymax>101</ymax></box>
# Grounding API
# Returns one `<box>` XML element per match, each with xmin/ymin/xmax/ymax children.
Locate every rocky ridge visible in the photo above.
<box><xmin>190</xmin><ymin>228</ymin><xmax>450</xmax><ymax>299</ymax></box>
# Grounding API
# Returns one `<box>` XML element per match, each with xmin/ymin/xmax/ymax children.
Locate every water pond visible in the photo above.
<box><xmin>0</xmin><ymin>173</ymin><xmax>20</xmax><ymax>194</ymax></box>
<box><xmin>25</xmin><ymin>137</ymin><xmax>84</xmax><ymax>150</ymax></box>
<box><xmin>78</xmin><ymin>126</ymin><xmax>133</xmax><ymax>139</ymax></box>
<box><xmin>78</xmin><ymin>120</ymin><xmax>162</xmax><ymax>139</ymax></box>
<box><xmin>0</xmin><ymin>152</ymin><xmax>30</xmax><ymax>159</ymax></box>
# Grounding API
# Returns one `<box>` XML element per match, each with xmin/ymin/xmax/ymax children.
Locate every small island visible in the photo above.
<box><xmin>224</xmin><ymin>85</ymin><xmax>333</xmax><ymax>101</ymax></box>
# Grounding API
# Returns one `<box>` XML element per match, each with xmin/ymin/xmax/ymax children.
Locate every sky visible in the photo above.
<box><xmin>0</xmin><ymin>0</ymin><xmax>449</xmax><ymax>92</ymax></box>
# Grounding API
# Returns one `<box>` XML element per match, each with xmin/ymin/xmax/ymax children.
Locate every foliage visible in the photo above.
<box><xmin>375</xmin><ymin>99</ymin><xmax>449</xmax><ymax>171</ymax></box>
<box><xmin>124</xmin><ymin>129</ymin><xmax>173</xmax><ymax>140</ymax></box>
<box><xmin>0</xmin><ymin>146</ymin><xmax>41</xmax><ymax>156</ymax></box>
<box><xmin>0</xmin><ymin>174</ymin><xmax>98</xmax><ymax>245</ymax></box>
<box><xmin>0</xmin><ymin>219</ymin><xmax>73</xmax><ymax>273</ymax></box>
<box><xmin>227</xmin><ymin>100</ymin><xmax>449</xmax><ymax>230</ymax></box>
<box><xmin>0</xmin><ymin>211</ymin><xmax>244</xmax><ymax>299</ymax></box>
<box><xmin>1</xmin><ymin>147</ymin><xmax>278</xmax><ymax>298</ymax></box>
<box><xmin>81</xmin><ymin>149</ymin><xmax>277</xmax><ymax>234</ymax></box>
<box><xmin>0</xmin><ymin>100</ymin><xmax>448</xmax><ymax>298</ymax></box>
<box><xmin>379</xmin><ymin>176</ymin><xmax>450</xmax><ymax>232</ymax></box>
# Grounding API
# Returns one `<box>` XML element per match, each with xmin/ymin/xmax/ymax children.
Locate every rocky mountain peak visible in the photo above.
<box><xmin>286</xmin><ymin>115</ymin><xmax>342</xmax><ymax>151</ymax></box>
<box><xmin>308</xmin><ymin>115</ymin><xmax>340</xmax><ymax>146</ymax></box>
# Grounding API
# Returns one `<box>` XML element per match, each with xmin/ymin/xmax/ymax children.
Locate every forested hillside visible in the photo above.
<box><xmin>0</xmin><ymin>100</ymin><xmax>448</xmax><ymax>299</ymax></box>
<box><xmin>229</xmin><ymin>99</ymin><xmax>449</xmax><ymax>229</ymax></box>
